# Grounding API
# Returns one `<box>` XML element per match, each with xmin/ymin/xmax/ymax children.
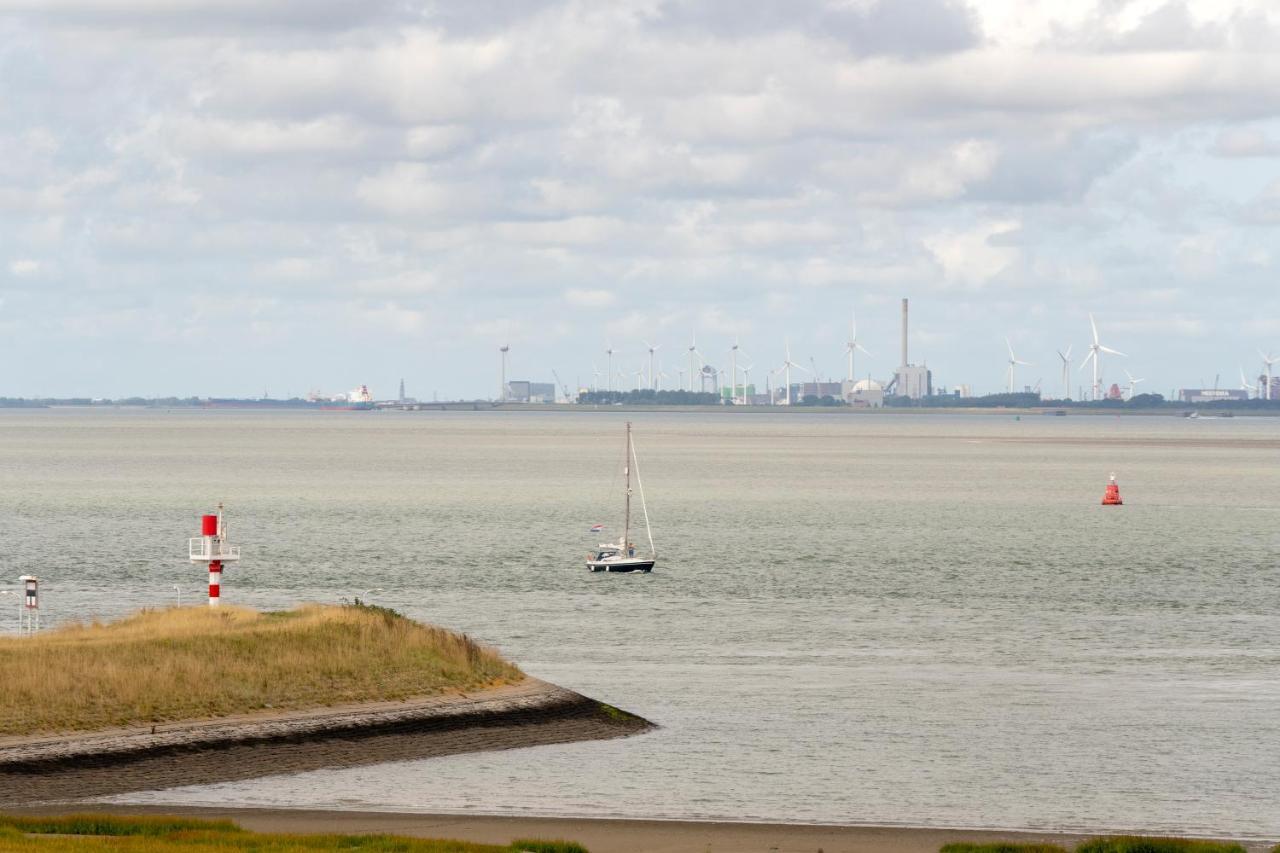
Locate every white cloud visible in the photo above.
<box><xmin>0</xmin><ymin>0</ymin><xmax>1278</xmax><ymax>397</ymax></box>
<box><xmin>923</xmin><ymin>220</ymin><xmax>1022</xmax><ymax>287</ymax></box>
<box><xmin>8</xmin><ymin>259</ymin><xmax>41</xmax><ymax>276</ymax></box>
<box><xmin>172</xmin><ymin>116</ymin><xmax>366</xmax><ymax>157</ymax></box>
<box><xmin>563</xmin><ymin>288</ymin><xmax>616</xmax><ymax>307</ymax></box>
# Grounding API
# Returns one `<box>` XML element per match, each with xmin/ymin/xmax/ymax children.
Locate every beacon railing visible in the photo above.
<box><xmin>188</xmin><ymin>538</ymin><xmax>241</xmax><ymax>561</ymax></box>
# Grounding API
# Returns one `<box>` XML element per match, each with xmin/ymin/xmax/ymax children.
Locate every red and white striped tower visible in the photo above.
<box><xmin>188</xmin><ymin>504</ymin><xmax>240</xmax><ymax>607</ymax></box>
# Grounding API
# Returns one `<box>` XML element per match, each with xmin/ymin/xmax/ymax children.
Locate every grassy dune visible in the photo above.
<box><xmin>0</xmin><ymin>605</ymin><xmax>522</xmax><ymax>736</ymax></box>
<box><xmin>0</xmin><ymin>814</ymin><xmax>587</xmax><ymax>853</ymax></box>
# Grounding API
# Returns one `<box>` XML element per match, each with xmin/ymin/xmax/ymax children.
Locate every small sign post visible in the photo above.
<box><xmin>17</xmin><ymin>575</ymin><xmax>39</xmax><ymax>636</ymax></box>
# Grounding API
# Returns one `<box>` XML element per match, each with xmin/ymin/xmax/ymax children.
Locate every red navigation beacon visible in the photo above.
<box><xmin>188</xmin><ymin>504</ymin><xmax>240</xmax><ymax>606</ymax></box>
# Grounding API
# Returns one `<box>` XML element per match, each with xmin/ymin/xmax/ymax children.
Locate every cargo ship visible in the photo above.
<box><xmin>317</xmin><ymin>385</ymin><xmax>375</xmax><ymax>411</ymax></box>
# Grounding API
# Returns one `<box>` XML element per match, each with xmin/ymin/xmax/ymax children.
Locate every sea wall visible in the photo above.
<box><xmin>0</xmin><ymin>678</ymin><xmax>652</xmax><ymax>804</ymax></box>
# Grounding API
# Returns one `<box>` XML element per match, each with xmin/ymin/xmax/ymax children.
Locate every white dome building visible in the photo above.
<box><xmin>843</xmin><ymin>378</ymin><xmax>885</xmax><ymax>408</ymax></box>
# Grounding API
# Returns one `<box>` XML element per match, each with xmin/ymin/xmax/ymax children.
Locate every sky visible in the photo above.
<box><xmin>2</xmin><ymin>0</ymin><xmax>1279</xmax><ymax>400</ymax></box>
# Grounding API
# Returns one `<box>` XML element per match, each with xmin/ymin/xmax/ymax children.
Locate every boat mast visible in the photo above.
<box><xmin>622</xmin><ymin>421</ymin><xmax>632</xmax><ymax>551</ymax></box>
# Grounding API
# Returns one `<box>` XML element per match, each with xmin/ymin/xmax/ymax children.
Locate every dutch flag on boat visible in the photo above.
<box><xmin>589</xmin><ymin>523</ymin><xmax>605</xmax><ymax>533</ymax></box>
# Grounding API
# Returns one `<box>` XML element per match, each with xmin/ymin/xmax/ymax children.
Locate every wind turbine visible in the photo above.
<box><xmin>845</xmin><ymin>311</ymin><xmax>872</xmax><ymax>383</ymax></box>
<box><xmin>741</xmin><ymin>363</ymin><xmax>754</xmax><ymax>404</ymax></box>
<box><xmin>1005</xmin><ymin>337</ymin><xmax>1031</xmax><ymax>394</ymax></box>
<box><xmin>633</xmin><ymin>364</ymin><xmax>646</xmax><ymax>391</ymax></box>
<box><xmin>591</xmin><ymin>362</ymin><xmax>603</xmax><ymax>392</ymax></box>
<box><xmin>499</xmin><ymin>344</ymin><xmax>510</xmax><ymax>401</ymax></box>
<box><xmin>1080</xmin><ymin>313</ymin><xmax>1125</xmax><ymax>400</ymax></box>
<box><xmin>776</xmin><ymin>340</ymin><xmax>809</xmax><ymax>405</ymax></box>
<box><xmin>643</xmin><ymin>340</ymin><xmax>661</xmax><ymax>391</ymax></box>
<box><xmin>1056</xmin><ymin>345</ymin><xmax>1072</xmax><ymax>400</ymax></box>
<box><xmin>686</xmin><ymin>333</ymin><xmax>704</xmax><ymax>393</ymax></box>
<box><xmin>1124</xmin><ymin>369</ymin><xmax>1144</xmax><ymax>400</ymax></box>
<box><xmin>1239</xmin><ymin>366</ymin><xmax>1254</xmax><ymax>399</ymax></box>
<box><xmin>605</xmin><ymin>344</ymin><xmax>617</xmax><ymax>393</ymax></box>
<box><xmin>1261</xmin><ymin>350</ymin><xmax>1277</xmax><ymax>401</ymax></box>
<box><xmin>728</xmin><ymin>339</ymin><xmax>751</xmax><ymax>405</ymax></box>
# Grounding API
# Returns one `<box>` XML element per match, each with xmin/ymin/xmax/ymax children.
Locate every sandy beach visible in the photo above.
<box><xmin>0</xmin><ymin>678</ymin><xmax>650</xmax><ymax>805</ymax></box>
<box><xmin>9</xmin><ymin>805</ymin><xmax>1275</xmax><ymax>853</ymax></box>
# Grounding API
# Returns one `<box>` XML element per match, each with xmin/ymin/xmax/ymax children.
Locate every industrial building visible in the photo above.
<box><xmin>1178</xmin><ymin>388</ymin><xmax>1248</xmax><ymax>403</ymax></box>
<box><xmin>792</xmin><ymin>381</ymin><xmax>844</xmax><ymax>401</ymax></box>
<box><xmin>505</xmin><ymin>381</ymin><xmax>556</xmax><ymax>403</ymax></box>
<box><xmin>885</xmin><ymin>298</ymin><xmax>932</xmax><ymax>399</ymax></box>
<box><xmin>842</xmin><ymin>379</ymin><xmax>884</xmax><ymax>407</ymax></box>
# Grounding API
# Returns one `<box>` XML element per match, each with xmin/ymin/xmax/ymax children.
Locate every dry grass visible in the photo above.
<box><xmin>0</xmin><ymin>605</ymin><xmax>522</xmax><ymax>736</ymax></box>
<box><xmin>0</xmin><ymin>814</ymin><xmax>588</xmax><ymax>852</ymax></box>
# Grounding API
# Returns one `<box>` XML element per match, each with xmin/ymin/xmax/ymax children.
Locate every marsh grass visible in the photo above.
<box><xmin>0</xmin><ymin>605</ymin><xmax>522</xmax><ymax>736</ymax></box>
<box><xmin>0</xmin><ymin>814</ymin><xmax>587</xmax><ymax>852</ymax></box>
<box><xmin>0</xmin><ymin>815</ymin><xmax>242</xmax><ymax>837</ymax></box>
<box><xmin>509</xmin><ymin>842</ymin><xmax>589</xmax><ymax>853</ymax></box>
<box><xmin>942</xmin><ymin>840</ymin><xmax>1070</xmax><ymax>845</ymax></box>
<box><xmin>942</xmin><ymin>840</ymin><xmax>1246</xmax><ymax>853</ymax></box>
<box><xmin>1075</xmin><ymin>838</ymin><xmax>1245</xmax><ymax>853</ymax></box>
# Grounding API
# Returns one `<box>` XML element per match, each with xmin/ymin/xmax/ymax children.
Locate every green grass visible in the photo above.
<box><xmin>941</xmin><ymin>839</ymin><xmax>1247</xmax><ymax>853</ymax></box>
<box><xmin>0</xmin><ymin>605</ymin><xmax>523</xmax><ymax>736</ymax></box>
<box><xmin>0</xmin><ymin>815</ymin><xmax>243</xmax><ymax>837</ymax></box>
<box><xmin>595</xmin><ymin>703</ymin><xmax>639</xmax><ymax>724</ymax></box>
<box><xmin>510</xmin><ymin>842</ymin><xmax>589</xmax><ymax>853</ymax></box>
<box><xmin>1076</xmin><ymin>838</ymin><xmax>1245</xmax><ymax>853</ymax></box>
<box><xmin>0</xmin><ymin>814</ymin><xmax>588</xmax><ymax>852</ymax></box>
<box><xmin>941</xmin><ymin>844</ymin><xmax>1069</xmax><ymax>853</ymax></box>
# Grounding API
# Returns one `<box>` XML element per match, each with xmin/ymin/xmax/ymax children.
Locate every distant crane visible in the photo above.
<box><xmin>551</xmin><ymin>369</ymin><xmax>572</xmax><ymax>403</ymax></box>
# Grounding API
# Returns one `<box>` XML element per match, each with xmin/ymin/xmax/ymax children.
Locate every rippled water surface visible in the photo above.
<box><xmin>2</xmin><ymin>408</ymin><xmax>1278</xmax><ymax>835</ymax></box>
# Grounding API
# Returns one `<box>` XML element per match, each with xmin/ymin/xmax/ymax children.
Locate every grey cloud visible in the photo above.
<box><xmin>650</xmin><ymin>0</ymin><xmax>979</xmax><ymax>56</ymax></box>
<box><xmin>0</xmin><ymin>0</ymin><xmax>414</xmax><ymax>33</ymax></box>
<box><xmin>965</xmin><ymin>133</ymin><xmax>1139</xmax><ymax>205</ymax></box>
<box><xmin>418</xmin><ymin>0</ymin><xmax>564</xmax><ymax>35</ymax></box>
<box><xmin>1211</xmin><ymin>127</ymin><xmax>1280</xmax><ymax>158</ymax></box>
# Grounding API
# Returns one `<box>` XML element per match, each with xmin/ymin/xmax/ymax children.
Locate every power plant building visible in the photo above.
<box><xmin>842</xmin><ymin>379</ymin><xmax>884</xmax><ymax>407</ymax></box>
<box><xmin>505</xmin><ymin>381</ymin><xmax>556</xmax><ymax>403</ymax></box>
<box><xmin>888</xmin><ymin>298</ymin><xmax>932</xmax><ymax>399</ymax></box>
<box><xmin>792</xmin><ymin>381</ymin><xmax>844</xmax><ymax>400</ymax></box>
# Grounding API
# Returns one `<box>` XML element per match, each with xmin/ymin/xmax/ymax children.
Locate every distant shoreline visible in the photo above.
<box><xmin>9</xmin><ymin>806</ymin><xmax>1274</xmax><ymax>853</ymax></box>
<box><xmin>6</xmin><ymin>401</ymin><xmax>1279</xmax><ymax>416</ymax></box>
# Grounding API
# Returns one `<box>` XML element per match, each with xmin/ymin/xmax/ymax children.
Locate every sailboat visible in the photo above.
<box><xmin>586</xmin><ymin>422</ymin><xmax>657</xmax><ymax>573</ymax></box>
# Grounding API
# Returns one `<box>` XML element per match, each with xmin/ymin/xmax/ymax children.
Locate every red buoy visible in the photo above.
<box><xmin>1101</xmin><ymin>472</ymin><xmax>1123</xmax><ymax>505</ymax></box>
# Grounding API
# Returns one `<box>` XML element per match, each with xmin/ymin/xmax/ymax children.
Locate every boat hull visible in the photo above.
<box><xmin>587</xmin><ymin>559</ymin><xmax>655</xmax><ymax>573</ymax></box>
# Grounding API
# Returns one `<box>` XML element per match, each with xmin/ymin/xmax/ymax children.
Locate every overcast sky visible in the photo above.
<box><xmin>2</xmin><ymin>0</ymin><xmax>1279</xmax><ymax>399</ymax></box>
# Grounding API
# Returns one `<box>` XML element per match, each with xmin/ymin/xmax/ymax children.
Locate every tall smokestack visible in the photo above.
<box><xmin>900</xmin><ymin>297</ymin><xmax>909</xmax><ymax>368</ymax></box>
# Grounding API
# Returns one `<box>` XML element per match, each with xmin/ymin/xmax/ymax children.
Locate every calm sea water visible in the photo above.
<box><xmin>1</xmin><ymin>409</ymin><xmax>1278</xmax><ymax>836</ymax></box>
